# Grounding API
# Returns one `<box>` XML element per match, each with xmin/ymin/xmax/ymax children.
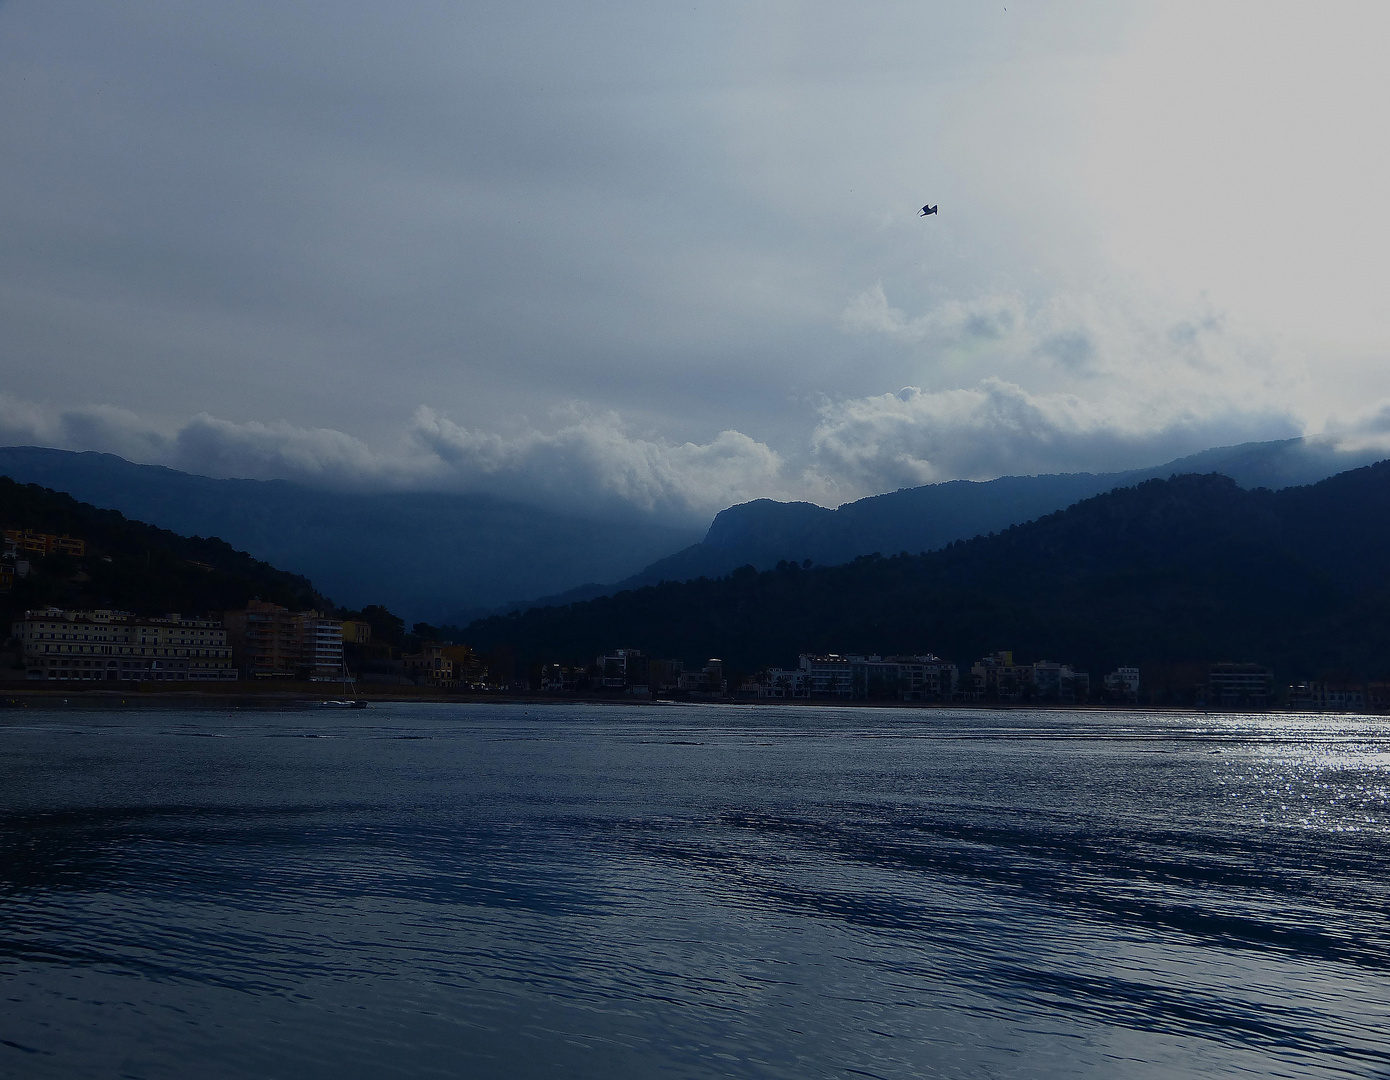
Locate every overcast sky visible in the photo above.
<box><xmin>2</xmin><ymin>1</ymin><xmax>1388</xmax><ymax>520</ymax></box>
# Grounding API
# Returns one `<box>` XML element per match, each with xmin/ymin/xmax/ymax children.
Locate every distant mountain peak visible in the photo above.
<box><xmin>590</xmin><ymin>437</ymin><xmax>1389</xmax><ymax>602</ymax></box>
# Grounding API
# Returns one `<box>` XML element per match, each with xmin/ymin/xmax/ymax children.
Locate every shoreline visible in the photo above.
<box><xmin>0</xmin><ymin>684</ymin><xmax>1364</xmax><ymax>714</ymax></box>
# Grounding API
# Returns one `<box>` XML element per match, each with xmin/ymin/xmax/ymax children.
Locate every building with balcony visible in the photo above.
<box><xmin>1031</xmin><ymin>661</ymin><xmax>1090</xmax><ymax>704</ymax></box>
<box><xmin>297</xmin><ymin>613</ymin><xmax>344</xmax><ymax>682</ymax></box>
<box><xmin>969</xmin><ymin>651</ymin><xmax>1034</xmax><ymax>701</ymax></box>
<box><xmin>403</xmin><ymin>643</ymin><xmax>455</xmax><ymax>687</ymax></box>
<box><xmin>1208</xmin><ymin>663</ymin><xmax>1274</xmax><ymax>709</ymax></box>
<box><xmin>676</xmin><ymin>658</ymin><xmax>726</xmax><ymax>696</ymax></box>
<box><xmin>1104</xmin><ymin>667</ymin><xmax>1141</xmax><ymax>704</ymax></box>
<box><xmin>223</xmin><ymin>600</ymin><xmax>343</xmax><ymax>681</ymax></box>
<box><xmin>799</xmin><ymin>654</ymin><xmax>854</xmax><ymax>698</ymax></box>
<box><xmin>756</xmin><ymin>666</ymin><xmax>808</xmax><ymax>699</ymax></box>
<box><xmin>780</xmin><ymin>653</ymin><xmax>957</xmax><ymax>702</ymax></box>
<box><xmin>3</xmin><ymin>529</ymin><xmax>86</xmax><ymax>558</ymax></box>
<box><xmin>596</xmin><ymin>648</ymin><xmax>649</xmax><ymax>692</ymax></box>
<box><xmin>1287</xmin><ymin>681</ymin><xmax>1366</xmax><ymax>711</ymax></box>
<box><xmin>540</xmin><ymin>663</ymin><xmax>589</xmax><ymax>693</ymax></box>
<box><xmin>11</xmin><ymin>608</ymin><xmax>236</xmax><ymax>682</ymax></box>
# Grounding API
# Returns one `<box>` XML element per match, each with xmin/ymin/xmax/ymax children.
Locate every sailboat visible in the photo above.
<box><xmin>313</xmin><ymin>656</ymin><xmax>368</xmax><ymax>708</ymax></box>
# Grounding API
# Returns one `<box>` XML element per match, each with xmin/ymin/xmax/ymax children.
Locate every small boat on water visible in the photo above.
<box><xmin>312</xmin><ymin>659</ymin><xmax>368</xmax><ymax>708</ymax></box>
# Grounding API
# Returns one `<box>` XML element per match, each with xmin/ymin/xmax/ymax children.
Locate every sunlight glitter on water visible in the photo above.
<box><xmin>1</xmin><ymin>703</ymin><xmax>1388</xmax><ymax>1080</ymax></box>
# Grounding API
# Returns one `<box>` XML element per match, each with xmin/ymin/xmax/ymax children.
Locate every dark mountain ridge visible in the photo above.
<box><xmin>605</xmin><ymin>438</ymin><xmax>1388</xmax><ymax>594</ymax></box>
<box><xmin>0</xmin><ymin>438</ymin><xmax>1380</xmax><ymax>625</ymax></box>
<box><xmin>0</xmin><ymin>446</ymin><xmax>702</xmax><ymax>623</ymax></box>
<box><xmin>0</xmin><ymin>476</ymin><xmax>326</xmax><ymax>617</ymax></box>
<box><xmin>462</xmin><ymin>461</ymin><xmax>1390</xmax><ymax>683</ymax></box>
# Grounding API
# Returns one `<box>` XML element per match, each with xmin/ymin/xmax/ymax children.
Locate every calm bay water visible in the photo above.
<box><xmin>1</xmin><ymin>702</ymin><xmax>1388</xmax><ymax>1079</ymax></box>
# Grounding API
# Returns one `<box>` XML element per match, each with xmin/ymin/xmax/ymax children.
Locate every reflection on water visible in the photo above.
<box><xmin>1</xmin><ymin>705</ymin><xmax>1388</xmax><ymax>1079</ymax></box>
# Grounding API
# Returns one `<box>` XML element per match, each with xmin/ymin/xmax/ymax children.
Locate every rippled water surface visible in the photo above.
<box><xmin>2</xmin><ymin>702</ymin><xmax>1388</xmax><ymax>1079</ymax></box>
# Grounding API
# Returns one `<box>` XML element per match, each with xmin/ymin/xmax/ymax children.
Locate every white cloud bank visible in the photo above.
<box><xmin>0</xmin><ymin>394</ymin><xmax>790</xmax><ymax>520</ymax></box>
<box><xmin>825</xmin><ymin>282</ymin><xmax>1335</xmax><ymax>488</ymax></box>
<box><xmin>810</xmin><ymin>379</ymin><xmax>1302</xmax><ymax>491</ymax></box>
<box><xmin>3</xmin><ymin>287</ymin><xmax>1386</xmax><ymax>518</ymax></box>
<box><xmin>6</xmin><ymin>379</ymin><xmax>1388</xmax><ymax>522</ymax></box>
<box><xmin>408</xmin><ymin>407</ymin><xmax>786</xmax><ymax>518</ymax></box>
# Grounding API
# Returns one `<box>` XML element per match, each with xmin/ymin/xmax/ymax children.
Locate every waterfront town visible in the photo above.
<box><xmin>3</xmin><ymin>527</ymin><xmax>1383</xmax><ymax>710</ymax></box>
<box><xmin>5</xmin><ymin>600</ymin><xmax>1386</xmax><ymax>711</ymax></box>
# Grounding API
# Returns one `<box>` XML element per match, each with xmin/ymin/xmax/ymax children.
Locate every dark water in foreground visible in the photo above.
<box><xmin>1</xmin><ymin>704</ymin><xmax>1388</xmax><ymax>1079</ymax></box>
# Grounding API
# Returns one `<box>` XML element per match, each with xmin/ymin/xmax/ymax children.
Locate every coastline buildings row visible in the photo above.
<box><xmin>537</xmin><ymin>648</ymin><xmax>1105</xmax><ymax>704</ymax></box>
<box><xmin>8</xmin><ymin>601</ymin><xmax>1383</xmax><ymax>709</ymax></box>
<box><xmin>533</xmin><ymin>648</ymin><xmax>1327</xmax><ymax>710</ymax></box>
<box><xmin>541</xmin><ymin>650</ymin><xmax>727</xmax><ymax>697</ymax></box>
<box><xmin>749</xmin><ymin>651</ymin><xmax>1105</xmax><ymax>704</ymax></box>
<box><xmin>5</xmin><ymin>602</ymin><xmax>496</xmax><ymax>686</ymax></box>
<box><xmin>1286</xmin><ymin>681</ymin><xmax>1390</xmax><ymax>712</ymax></box>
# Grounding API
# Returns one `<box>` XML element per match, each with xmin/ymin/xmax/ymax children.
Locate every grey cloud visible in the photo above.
<box><xmin>809</xmin><ymin>378</ymin><xmax>1302</xmax><ymax>492</ymax></box>
<box><xmin>171</xmin><ymin>415</ymin><xmax>401</xmax><ymax>490</ymax></box>
<box><xmin>408</xmin><ymin>406</ymin><xmax>788</xmax><ymax>518</ymax></box>
<box><xmin>0</xmin><ymin>392</ymin><xmax>791</xmax><ymax>522</ymax></box>
<box><xmin>0</xmin><ymin>2</ymin><xmax>1360</xmax><ymax>517</ymax></box>
<box><xmin>0</xmin><ymin>398</ymin><xmax>171</xmax><ymax>464</ymax></box>
<box><xmin>0</xmin><ymin>378</ymin><xmax>1334</xmax><ymax>520</ymax></box>
<box><xmin>838</xmin><ymin>284</ymin><xmax>1277</xmax><ymax>401</ymax></box>
<box><xmin>1313</xmin><ymin>399</ymin><xmax>1390</xmax><ymax>455</ymax></box>
<box><xmin>964</xmin><ymin>310</ymin><xmax>1015</xmax><ymax>340</ymax></box>
<box><xmin>0</xmin><ymin>1</ymin><xmax>1139</xmax><ymax>451</ymax></box>
<box><xmin>839</xmin><ymin>285</ymin><xmax>1028</xmax><ymax>348</ymax></box>
<box><xmin>1036</xmin><ymin>331</ymin><xmax>1095</xmax><ymax>371</ymax></box>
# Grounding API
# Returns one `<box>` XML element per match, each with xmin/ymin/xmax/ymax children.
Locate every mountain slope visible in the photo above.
<box><xmin>0</xmin><ymin>476</ymin><xmax>326</xmax><ymax>616</ymax></box>
<box><xmin>461</xmin><ymin>462</ymin><xmax>1390</xmax><ymax>682</ymax></box>
<box><xmin>604</xmin><ymin>438</ymin><xmax>1388</xmax><ymax>592</ymax></box>
<box><xmin>0</xmin><ymin>447</ymin><xmax>702</xmax><ymax>623</ymax></box>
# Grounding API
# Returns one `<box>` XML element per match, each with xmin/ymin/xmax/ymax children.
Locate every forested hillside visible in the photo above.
<box><xmin>604</xmin><ymin>438</ymin><xmax>1388</xmax><ymax>593</ymax></box>
<box><xmin>463</xmin><ymin>464</ymin><xmax>1390</xmax><ymax>682</ymax></box>
<box><xmin>0</xmin><ymin>447</ymin><xmax>701</xmax><ymax>622</ymax></box>
<box><xmin>0</xmin><ymin>476</ymin><xmax>327</xmax><ymax>617</ymax></box>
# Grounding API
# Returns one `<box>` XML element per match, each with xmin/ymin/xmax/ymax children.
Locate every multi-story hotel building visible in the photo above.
<box><xmin>762</xmin><ymin>654</ymin><xmax>959</xmax><ymax>701</ymax></box>
<box><xmin>297</xmin><ymin>613</ymin><xmax>345</xmax><ymax>681</ymax></box>
<box><xmin>222</xmin><ymin>600</ymin><xmax>344</xmax><ymax>681</ymax></box>
<box><xmin>11</xmin><ymin>608</ymin><xmax>238</xmax><ymax>682</ymax></box>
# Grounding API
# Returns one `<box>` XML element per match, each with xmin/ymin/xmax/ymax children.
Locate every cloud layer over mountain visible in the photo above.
<box><xmin>1</xmin><ymin>2</ymin><xmax>1388</xmax><ymax>517</ymax></box>
<box><xmin>8</xmin><ymin>373</ymin><xmax>1381</xmax><ymax>523</ymax></box>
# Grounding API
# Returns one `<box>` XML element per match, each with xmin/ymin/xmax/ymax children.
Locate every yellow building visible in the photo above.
<box><xmin>3</xmin><ymin>529</ymin><xmax>86</xmax><ymax>558</ymax></box>
<box><xmin>403</xmin><ymin>643</ymin><xmax>457</xmax><ymax>687</ymax></box>
<box><xmin>341</xmin><ymin>620</ymin><xmax>372</xmax><ymax>644</ymax></box>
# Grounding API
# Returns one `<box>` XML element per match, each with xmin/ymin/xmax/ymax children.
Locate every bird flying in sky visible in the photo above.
<box><xmin>919</xmin><ymin>204</ymin><xmax>938</xmax><ymax>217</ymax></box>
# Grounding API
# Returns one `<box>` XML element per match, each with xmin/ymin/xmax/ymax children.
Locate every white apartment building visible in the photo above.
<box><xmin>1104</xmin><ymin>666</ymin><xmax>1141</xmax><ymax>703</ymax></box>
<box><xmin>297</xmin><ymin>613</ymin><xmax>345</xmax><ymax>682</ymax></box>
<box><xmin>760</xmin><ymin>653</ymin><xmax>958</xmax><ymax>701</ymax></box>
<box><xmin>12</xmin><ymin>608</ymin><xmax>238</xmax><ymax>682</ymax></box>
